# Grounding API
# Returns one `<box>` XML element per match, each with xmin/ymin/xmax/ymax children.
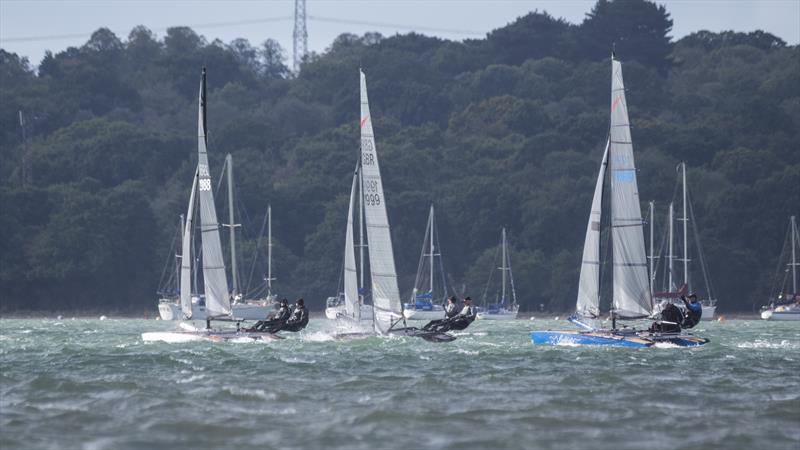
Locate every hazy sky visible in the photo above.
<box><xmin>1</xmin><ymin>0</ymin><xmax>798</xmax><ymax>67</ymax></box>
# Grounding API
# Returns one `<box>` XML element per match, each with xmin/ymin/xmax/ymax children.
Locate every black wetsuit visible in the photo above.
<box><xmin>681</xmin><ymin>297</ymin><xmax>702</xmax><ymax>329</ymax></box>
<box><xmin>428</xmin><ymin>304</ymin><xmax>476</xmax><ymax>332</ymax></box>
<box><xmin>279</xmin><ymin>305</ymin><xmax>309</xmax><ymax>332</ymax></box>
<box><xmin>649</xmin><ymin>302</ymin><xmax>683</xmax><ymax>333</ymax></box>
<box><xmin>249</xmin><ymin>305</ymin><xmax>290</xmax><ymax>332</ymax></box>
<box><xmin>422</xmin><ymin>302</ymin><xmax>459</xmax><ymax>331</ymax></box>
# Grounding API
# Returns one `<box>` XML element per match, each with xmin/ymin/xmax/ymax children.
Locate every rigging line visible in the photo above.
<box><xmin>686</xmin><ymin>186</ymin><xmax>715</xmax><ymax>299</ymax></box>
<box><xmin>768</xmin><ymin>222</ymin><xmax>792</xmax><ymax>301</ymax></box>
<box><xmin>244</xmin><ymin>206</ymin><xmax>269</xmax><ymax>297</ymax></box>
<box><xmin>2</xmin><ymin>16</ymin><xmax>294</xmax><ymax>43</ymax></box>
<box><xmin>480</xmin><ymin>242</ymin><xmax>501</xmax><ymax>307</ymax></box>
<box><xmin>307</xmin><ymin>15</ymin><xmax>485</xmax><ymax>36</ymax></box>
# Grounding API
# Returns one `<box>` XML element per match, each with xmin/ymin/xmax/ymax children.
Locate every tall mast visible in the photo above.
<box><xmin>177</xmin><ymin>214</ymin><xmax>184</xmax><ymax>295</ymax></box>
<box><xmin>648</xmin><ymin>201</ymin><xmax>654</xmax><ymax>300</ymax></box>
<box><xmin>681</xmin><ymin>162</ymin><xmax>690</xmax><ymax>292</ymax></box>
<box><xmin>668</xmin><ymin>202</ymin><xmax>674</xmax><ymax>291</ymax></box>
<box><xmin>429</xmin><ymin>204</ymin><xmax>435</xmax><ymax>295</ymax></box>
<box><xmin>501</xmin><ymin>227</ymin><xmax>507</xmax><ymax>303</ymax></box>
<box><xmin>224</xmin><ymin>154</ymin><xmax>240</xmax><ymax>298</ymax></box>
<box><xmin>792</xmin><ymin>215</ymin><xmax>797</xmax><ymax>294</ymax></box>
<box><xmin>267</xmin><ymin>204</ymin><xmax>273</xmax><ymax>298</ymax></box>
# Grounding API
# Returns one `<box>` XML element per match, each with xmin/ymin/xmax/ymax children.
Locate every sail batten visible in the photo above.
<box><xmin>609</xmin><ymin>58</ymin><xmax>652</xmax><ymax>318</ymax></box>
<box><xmin>196</xmin><ymin>69</ymin><xmax>231</xmax><ymax>318</ymax></box>
<box><xmin>360</xmin><ymin>70</ymin><xmax>402</xmax><ymax>334</ymax></box>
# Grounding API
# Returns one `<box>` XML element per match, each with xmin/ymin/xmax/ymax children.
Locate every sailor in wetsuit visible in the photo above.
<box><xmin>278</xmin><ymin>298</ymin><xmax>309</xmax><ymax>333</ymax></box>
<box><xmin>247</xmin><ymin>298</ymin><xmax>291</xmax><ymax>332</ymax></box>
<box><xmin>649</xmin><ymin>300</ymin><xmax>683</xmax><ymax>333</ymax></box>
<box><xmin>681</xmin><ymin>294</ymin><xmax>703</xmax><ymax>329</ymax></box>
<box><xmin>422</xmin><ymin>296</ymin><xmax>459</xmax><ymax>331</ymax></box>
<box><xmin>427</xmin><ymin>297</ymin><xmax>477</xmax><ymax>332</ymax></box>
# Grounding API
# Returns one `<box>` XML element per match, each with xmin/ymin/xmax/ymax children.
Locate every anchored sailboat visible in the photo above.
<box><xmin>476</xmin><ymin>228</ymin><xmax>520</xmax><ymax>320</ymax></box>
<box><xmin>761</xmin><ymin>215</ymin><xmax>800</xmax><ymax>321</ymax></box>
<box><xmin>144</xmin><ymin>69</ymin><xmax>279</xmax><ymax>342</ymax></box>
<box><xmin>403</xmin><ymin>204</ymin><xmax>451</xmax><ymax>321</ymax></box>
<box><xmin>650</xmin><ymin>163</ymin><xmax>718</xmax><ymax>320</ymax></box>
<box><xmin>530</xmin><ymin>54</ymin><xmax>707</xmax><ymax>347</ymax></box>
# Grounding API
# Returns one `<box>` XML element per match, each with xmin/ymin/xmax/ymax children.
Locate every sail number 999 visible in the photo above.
<box><xmin>364</xmin><ymin>193</ymin><xmax>381</xmax><ymax>206</ymax></box>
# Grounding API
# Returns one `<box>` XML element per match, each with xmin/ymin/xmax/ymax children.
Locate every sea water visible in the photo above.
<box><xmin>0</xmin><ymin>318</ymin><xmax>798</xmax><ymax>449</ymax></box>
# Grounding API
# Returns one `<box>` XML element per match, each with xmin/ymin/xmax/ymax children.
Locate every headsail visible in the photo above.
<box><xmin>196</xmin><ymin>69</ymin><xmax>231</xmax><ymax>318</ymax></box>
<box><xmin>576</xmin><ymin>140</ymin><xmax>609</xmax><ymax>318</ymax></box>
<box><xmin>343</xmin><ymin>163</ymin><xmax>360</xmax><ymax>320</ymax></box>
<box><xmin>180</xmin><ymin>168</ymin><xmax>199</xmax><ymax>319</ymax></box>
<box><xmin>360</xmin><ymin>70</ymin><xmax>402</xmax><ymax>334</ymax></box>
<box><xmin>609</xmin><ymin>58</ymin><xmax>652</xmax><ymax>318</ymax></box>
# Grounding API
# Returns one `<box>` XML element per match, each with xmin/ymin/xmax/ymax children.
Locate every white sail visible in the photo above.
<box><xmin>196</xmin><ymin>69</ymin><xmax>231</xmax><ymax>318</ymax></box>
<box><xmin>576</xmin><ymin>141</ymin><xmax>609</xmax><ymax>318</ymax></box>
<box><xmin>360</xmin><ymin>70</ymin><xmax>402</xmax><ymax>334</ymax></box>
<box><xmin>180</xmin><ymin>168</ymin><xmax>199</xmax><ymax>319</ymax></box>
<box><xmin>343</xmin><ymin>164</ymin><xmax>360</xmax><ymax>320</ymax></box>
<box><xmin>609</xmin><ymin>58</ymin><xmax>652</xmax><ymax>318</ymax></box>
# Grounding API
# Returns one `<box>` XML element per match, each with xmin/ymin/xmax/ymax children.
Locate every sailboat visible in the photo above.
<box><xmin>333</xmin><ymin>70</ymin><xmax>454</xmax><ymax>342</ymax></box>
<box><xmin>530</xmin><ymin>54</ymin><xmax>708</xmax><ymax>348</ymax></box>
<box><xmin>403</xmin><ymin>204</ymin><xmax>450</xmax><ymax>321</ymax></box>
<box><xmin>761</xmin><ymin>215</ymin><xmax>800</xmax><ymax>321</ymax></box>
<box><xmin>650</xmin><ymin>163</ymin><xmax>717</xmax><ymax>320</ymax></box>
<box><xmin>144</xmin><ymin>69</ymin><xmax>279</xmax><ymax>342</ymax></box>
<box><xmin>156</xmin><ymin>154</ymin><xmax>274</xmax><ymax>321</ymax></box>
<box><xmin>325</xmin><ymin>161</ymin><xmax>375</xmax><ymax>322</ymax></box>
<box><xmin>477</xmin><ymin>228</ymin><xmax>520</xmax><ymax>320</ymax></box>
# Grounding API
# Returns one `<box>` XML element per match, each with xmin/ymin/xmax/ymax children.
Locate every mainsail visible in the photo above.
<box><xmin>360</xmin><ymin>70</ymin><xmax>402</xmax><ymax>334</ymax></box>
<box><xmin>196</xmin><ymin>69</ymin><xmax>231</xmax><ymax>318</ymax></box>
<box><xmin>576</xmin><ymin>140</ymin><xmax>609</xmax><ymax>318</ymax></box>
<box><xmin>609</xmin><ymin>57</ymin><xmax>652</xmax><ymax>318</ymax></box>
<box><xmin>180</xmin><ymin>169</ymin><xmax>199</xmax><ymax>319</ymax></box>
<box><xmin>343</xmin><ymin>164</ymin><xmax>360</xmax><ymax>320</ymax></box>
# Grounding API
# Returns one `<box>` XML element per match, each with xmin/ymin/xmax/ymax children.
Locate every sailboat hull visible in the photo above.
<box><xmin>530</xmin><ymin>330</ymin><xmax>708</xmax><ymax>348</ymax></box>
<box><xmin>142</xmin><ymin>330</ymin><xmax>284</xmax><ymax>343</ymax></box>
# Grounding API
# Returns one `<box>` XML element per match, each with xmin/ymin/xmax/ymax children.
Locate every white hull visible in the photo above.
<box><xmin>157</xmin><ymin>301</ymin><xmax>273</xmax><ymax>321</ymax></box>
<box><xmin>761</xmin><ymin>308</ymin><xmax>800</xmax><ymax>321</ymax></box>
<box><xmin>476</xmin><ymin>309</ymin><xmax>519</xmax><ymax>320</ymax></box>
<box><xmin>325</xmin><ymin>304</ymin><xmax>374</xmax><ymax>321</ymax></box>
<box><xmin>142</xmin><ymin>330</ymin><xmax>282</xmax><ymax>343</ymax></box>
<box><xmin>701</xmin><ymin>305</ymin><xmax>716</xmax><ymax>321</ymax></box>
<box><xmin>403</xmin><ymin>308</ymin><xmax>445</xmax><ymax>321</ymax></box>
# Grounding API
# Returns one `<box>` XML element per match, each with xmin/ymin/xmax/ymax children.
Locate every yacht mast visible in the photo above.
<box><xmin>648</xmin><ymin>201</ymin><xmax>654</xmax><ymax>300</ymax></box>
<box><xmin>501</xmin><ymin>227</ymin><xmax>507</xmax><ymax>303</ymax></box>
<box><xmin>267</xmin><ymin>204</ymin><xmax>273</xmax><ymax>298</ymax></box>
<box><xmin>358</xmin><ymin>169</ymin><xmax>365</xmax><ymax>305</ymax></box>
<box><xmin>681</xmin><ymin>162</ymin><xmax>690</xmax><ymax>292</ymax></box>
<box><xmin>792</xmin><ymin>215</ymin><xmax>797</xmax><ymax>294</ymax></box>
<box><xmin>668</xmin><ymin>202</ymin><xmax>674</xmax><ymax>291</ymax></box>
<box><xmin>177</xmin><ymin>215</ymin><xmax>184</xmax><ymax>295</ymax></box>
<box><xmin>429</xmin><ymin>204</ymin><xmax>435</xmax><ymax>296</ymax></box>
<box><xmin>225</xmin><ymin>154</ymin><xmax>240</xmax><ymax>298</ymax></box>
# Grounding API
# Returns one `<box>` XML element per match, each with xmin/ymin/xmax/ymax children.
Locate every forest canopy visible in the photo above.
<box><xmin>1</xmin><ymin>0</ymin><xmax>798</xmax><ymax>314</ymax></box>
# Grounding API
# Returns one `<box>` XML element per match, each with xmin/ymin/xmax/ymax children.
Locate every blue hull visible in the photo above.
<box><xmin>530</xmin><ymin>330</ymin><xmax>708</xmax><ymax>348</ymax></box>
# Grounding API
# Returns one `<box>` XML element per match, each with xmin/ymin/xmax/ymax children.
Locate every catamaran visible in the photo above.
<box><xmin>333</xmin><ymin>70</ymin><xmax>454</xmax><ymax>342</ymax></box>
<box><xmin>649</xmin><ymin>163</ymin><xmax>717</xmax><ymax>320</ymax></box>
<box><xmin>476</xmin><ymin>228</ymin><xmax>520</xmax><ymax>320</ymax></box>
<box><xmin>144</xmin><ymin>69</ymin><xmax>279</xmax><ymax>342</ymax></box>
<box><xmin>761</xmin><ymin>215</ymin><xmax>800</xmax><ymax>321</ymax></box>
<box><xmin>403</xmin><ymin>204</ymin><xmax>451</xmax><ymax>321</ymax></box>
<box><xmin>157</xmin><ymin>154</ymin><xmax>275</xmax><ymax>321</ymax></box>
<box><xmin>530</xmin><ymin>54</ymin><xmax>707</xmax><ymax>348</ymax></box>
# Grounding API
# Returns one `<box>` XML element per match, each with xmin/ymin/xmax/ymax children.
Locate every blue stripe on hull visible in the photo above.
<box><xmin>530</xmin><ymin>331</ymin><xmax>708</xmax><ymax>348</ymax></box>
<box><xmin>531</xmin><ymin>331</ymin><xmax>651</xmax><ymax>347</ymax></box>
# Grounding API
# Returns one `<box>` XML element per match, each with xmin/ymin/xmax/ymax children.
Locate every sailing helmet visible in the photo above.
<box><xmin>280</xmin><ymin>298</ymin><xmax>289</xmax><ymax>306</ymax></box>
<box><xmin>689</xmin><ymin>294</ymin><xmax>698</xmax><ymax>301</ymax></box>
<box><xmin>296</xmin><ymin>298</ymin><xmax>305</xmax><ymax>306</ymax></box>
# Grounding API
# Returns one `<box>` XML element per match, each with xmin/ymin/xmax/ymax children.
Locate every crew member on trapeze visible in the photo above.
<box><xmin>424</xmin><ymin>297</ymin><xmax>476</xmax><ymax>332</ymax></box>
<box><xmin>246</xmin><ymin>298</ymin><xmax>291</xmax><ymax>332</ymax></box>
<box><xmin>421</xmin><ymin>296</ymin><xmax>460</xmax><ymax>331</ymax></box>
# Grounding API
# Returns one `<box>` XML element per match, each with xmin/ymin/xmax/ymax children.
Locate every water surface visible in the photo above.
<box><xmin>1</xmin><ymin>318</ymin><xmax>798</xmax><ymax>449</ymax></box>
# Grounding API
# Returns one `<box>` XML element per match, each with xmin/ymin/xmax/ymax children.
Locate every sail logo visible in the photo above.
<box><xmin>611</xmin><ymin>96</ymin><xmax>623</xmax><ymax>112</ymax></box>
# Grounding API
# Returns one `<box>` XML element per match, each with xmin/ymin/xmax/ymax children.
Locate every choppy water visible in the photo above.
<box><xmin>1</xmin><ymin>317</ymin><xmax>798</xmax><ymax>450</ymax></box>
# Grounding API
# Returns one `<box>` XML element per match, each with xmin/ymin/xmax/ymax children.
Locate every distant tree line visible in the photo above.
<box><xmin>0</xmin><ymin>0</ymin><xmax>798</xmax><ymax>314</ymax></box>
